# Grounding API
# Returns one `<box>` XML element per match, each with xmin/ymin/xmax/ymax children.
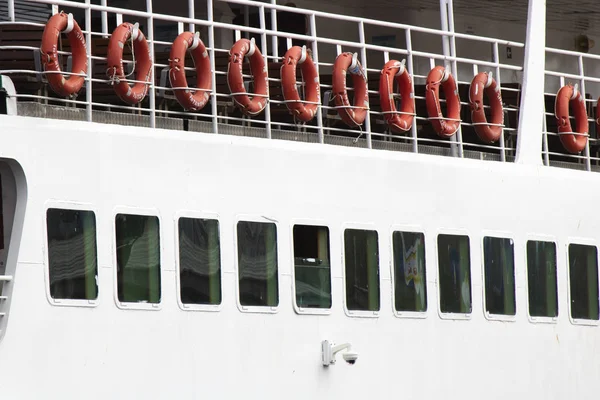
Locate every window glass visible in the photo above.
<box><xmin>483</xmin><ymin>237</ymin><xmax>516</xmax><ymax>316</ymax></box>
<box><xmin>179</xmin><ymin>218</ymin><xmax>221</xmax><ymax>305</ymax></box>
<box><xmin>46</xmin><ymin>208</ymin><xmax>98</xmax><ymax>300</ymax></box>
<box><xmin>115</xmin><ymin>214</ymin><xmax>161</xmax><ymax>303</ymax></box>
<box><xmin>392</xmin><ymin>231</ymin><xmax>426</xmax><ymax>312</ymax></box>
<box><xmin>526</xmin><ymin>240</ymin><xmax>557</xmax><ymax>318</ymax></box>
<box><xmin>237</xmin><ymin>221</ymin><xmax>278</xmax><ymax>307</ymax></box>
<box><xmin>293</xmin><ymin>225</ymin><xmax>331</xmax><ymax>309</ymax></box>
<box><xmin>568</xmin><ymin>244</ymin><xmax>599</xmax><ymax>320</ymax></box>
<box><xmin>344</xmin><ymin>229</ymin><xmax>380</xmax><ymax>311</ymax></box>
<box><xmin>437</xmin><ymin>234</ymin><xmax>471</xmax><ymax>314</ymax></box>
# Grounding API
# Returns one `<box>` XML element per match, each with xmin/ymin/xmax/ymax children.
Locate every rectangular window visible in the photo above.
<box><xmin>568</xmin><ymin>244</ymin><xmax>599</xmax><ymax>321</ymax></box>
<box><xmin>438</xmin><ymin>234</ymin><xmax>471</xmax><ymax>314</ymax></box>
<box><xmin>46</xmin><ymin>208</ymin><xmax>98</xmax><ymax>300</ymax></box>
<box><xmin>392</xmin><ymin>231</ymin><xmax>427</xmax><ymax>312</ymax></box>
<box><xmin>527</xmin><ymin>240</ymin><xmax>557</xmax><ymax>318</ymax></box>
<box><xmin>293</xmin><ymin>225</ymin><xmax>331</xmax><ymax>309</ymax></box>
<box><xmin>178</xmin><ymin>217</ymin><xmax>221</xmax><ymax>306</ymax></box>
<box><xmin>237</xmin><ymin>221</ymin><xmax>278</xmax><ymax>307</ymax></box>
<box><xmin>115</xmin><ymin>214</ymin><xmax>161</xmax><ymax>304</ymax></box>
<box><xmin>483</xmin><ymin>237</ymin><xmax>516</xmax><ymax>316</ymax></box>
<box><xmin>344</xmin><ymin>229</ymin><xmax>379</xmax><ymax>312</ymax></box>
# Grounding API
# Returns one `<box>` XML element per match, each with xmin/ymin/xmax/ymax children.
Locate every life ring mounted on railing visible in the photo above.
<box><xmin>379</xmin><ymin>59</ymin><xmax>415</xmax><ymax>133</ymax></box>
<box><xmin>106</xmin><ymin>22</ymin><xmax>153</xmax><ymax>105</ymax></box>
<box><xmin>227</xmin><ymin>38</ymin><xmax>269</xmax><ymax>116</ymax></box>
<box><xmin>40</xmin><ymin>12</ymin><xmax>88</xmax><ymax>97</ymax></box>
<box><xmin>425</xmin><ymin>65</ymin><xmax>461</xmax><ymax>138</ymax></box>
<box><xmin>169</xmin><ymin>31</ymin><xmax>212</xmax><ymax>111</ymax></box>
<box><xmin>332</xmin><ymin>52</ymin><xmax>369</xmax><ymax>127</ymax></box>
<box><xmin>469</xmin><ymin>71</ymin><xmax>504</xmax><ymax>143</ymax></box>
<box><xmin>555</xmin><ymin>83</ymin><xmax>588</xmax><ymax>154</ymax></box>
<box><xmin>280</xmin><ymin>45</ymin><xmax>320</xmax><ymax>122</ymax></box>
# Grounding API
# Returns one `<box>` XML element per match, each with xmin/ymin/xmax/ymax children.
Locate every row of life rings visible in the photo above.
<box><xmin>41</xmin><ymin>12</ymin><xmax>506</xmax><ymax>143</ymax></box>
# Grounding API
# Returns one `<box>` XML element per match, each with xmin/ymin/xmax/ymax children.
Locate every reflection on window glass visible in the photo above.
<box><xmin>115</xmin><ymin>214</ymin><xmax>161</xmax><ymax>304</ymax></box>
<box><xmin>344</xmin><ymin>229</ymin><xmax>379</xmax><ymax>311</ymax></box>
<box><xmin>179</xmin><ymin>218</ymin><xmax>221</xmax><ymax>305</ymax></box>
<box><xmin>293</xmin><ymin>225</ymin><xmax>331</xmax><ymax>309</ymax></box>
<box><xmin>569</xmin><ymin>244</ymin><xmax>599</xmax><ymax>320</ymax></box>
<box><xmin>438</xmin><ymin>234</ymin><xmax>471</xmax><ymax>314</ymax></box>
<box><xmin>237</xmin><ymin>221</ymin><xmax>278</xmax><ymax>307</ymax></box>
<box><xmin>527</xmin><ymin>240</ymin><xmax>557</xmax><ymax>318</ymax></box>
<box><xmin>47</xmin><ymin>209</ymin><xmax>98</xmax><ymax>300</ymax></box>
<box><xmin>483</xmin><ymin>237</ymin><xmax>516</xmax><ymax>316</ymax></box>
<box><xmin>392</xmin><ymin>231</ymin><xmax>426</xmax><ymax>312</ymax></box>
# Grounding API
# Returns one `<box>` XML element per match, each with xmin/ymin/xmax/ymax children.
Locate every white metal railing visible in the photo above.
<box><xmin>0</xmin><ymin>0</ymin><xmax>525</xmax><ymax>160</ymax></box>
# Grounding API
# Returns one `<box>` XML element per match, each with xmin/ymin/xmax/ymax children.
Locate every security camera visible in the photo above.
<box><xmin>343</xmin><ymin>351</ymin><xmax>358</xmax><ymax>365</ymax></box>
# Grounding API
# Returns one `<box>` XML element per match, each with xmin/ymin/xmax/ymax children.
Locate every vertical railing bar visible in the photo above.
<box><xmin>439</xmin><ymin>0</ymin><xmax>458</xmax><ymax>157</ymax></box>
<box><xmin>188</xmin><ymin>0</ymin><xmax>195</xmax><ymax>32</ymax></box>
<box><xmin>146</xmin><ymin>0</ymin><xmax>156</xmax><ymax>129</ymax></box>
<box><xmin>270</xmin><ymin>0</ymin><xmax>278</xmax><ymax>61</ymax></box>
<box><xmin>85</xmin><ymin>0</ymin><xmax>92</xmax><ymax>122</ymax></box>
<box><xmin>259</xmin><ymin>5</ymin><xmax>272</xmax><ymax>139</ymax></box>
<box><xmin>493</xmin><ymin>41</ymin><xmax>506</xmax><ymax>161</ymax></box>
<box><xmin>310</xmin><ymin>13</ymin><xmax>324</xmax><ymax>144</ymax></box>
<box><xmin>405</xmin><ymin>28</ymin><xmax>418</xmax><ymax>154</ymax></box>
<box><xmin>447</xmin><ymin>0</ymin><xmax>463</xmax><ymax>158</ymax></box>
<box><xmin>8</xmin><ymin>0</ymin><xmax>14</xmax><ymax>21</ymax></box>
<box><xmin>244</xmin><ymin>5</ymin><xmax>250</xmax><ymax>39</ymax></box>
<box><xmin>101</xmin><ymin>0</ymin><xmax>108</xmax><ymax>37</ymax></box>
<box><xmin>207</xmin><ymin>0</ymin><xmax>218</xmax><ymax>134</ymax></box>
<box><xmin>542</xmin><ymin>111</ymin><xmax>549</xmax><ymax>166</ymax></box>
<box><xmin>358</xmin><ymin>20</ymin><xmax>372</xmax><ymax>149</ymax></box>
<box><xmin>578</xmin><ymin>55</ymin><xmax>592</xmax><ymax>171</ymax></box>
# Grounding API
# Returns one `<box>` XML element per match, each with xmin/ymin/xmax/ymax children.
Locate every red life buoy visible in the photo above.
<box><xmin>469</xmin><ymin>72</ymin><xmax>504</xmax><ymax>143</ymax></box>
<box><xmin>40</xmin><ymin>12</ymin><xmax>87</xmax><ymax>97</ymax></box>
<box><xmin>169</xmin><ymin>32</ymin><xmax>211</xmax><ymax>111</ymax></box>
<box><xmin>227</xmin><ymin>38</ymin><xmax>268</xmax><ymax>116</ymax></box>
<box><xmin>555</xmin><ymin>84</ymin><xmax>588</xmax><ymax>154</ymax></box>
<box><xmin>425</xmin><ymin>66</ymin><xmax>461</xmax><ymax>137</ymax></box>
<box><xmin>280</xmin><ymin>46</ymin><xmax>319</xmax><ymax>122</ymax></box>
<box><xmin>106</xmin><ymin>22</ymin><xmax>152</xmax><ymax>105</ymax></box>
<box><xmin>332</xmin><ymin>52</ymin><xmax>369</xmax><ymax>127</ymax></box>
<box><xmin>379</xmin><ymin>59</ymin><xmax>415</xmax><ymax>133</ymax></box>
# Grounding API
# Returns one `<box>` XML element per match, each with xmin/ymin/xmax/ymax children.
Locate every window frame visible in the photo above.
<box><xmin>480</xmin><ymin>231</ymin><xmax>517</xmax><ymax>322</ymax></box>
<box><xmin>525</xmin><ymin>234</ymin><xmax>558</xmax><ymax>324</ymax></box>
<box><xmin>341</xmin><ymin>223</ymin><xmax>380</xmax><ymax>318</ymax></box>
<box><xmin>436</xmin><ymin>229</ymin><xmax>473</xmax><ymax>321</ymax></box>
<box><xmin>43</xmin><ymin>200</ymin><xmax>100</xmax><ymax>308</ymax></box>
<box><xmin>112</xmin><ymin>206</ymin><xmax>162</xmax><ymax>311</ymax></box>
<box><xmin>566</xmin><ymin>237</ymin><xmax>599</xmax><ymax>327</ymax></box>
<box><xmin>234</xmin><ymin>215</ymin><xmax>280</xmax><ymax>314</ymax></box>
<box><xmin>390</xmin><ymin>224</ymin><xmax>428</xmax><ymax>319</ymax></box>
<box><xmin>175</xmin><ymin>210</ymin><xmax>223</xmax><ymax>312</ymax></box>
<box><xmin>290</xmin><ymin>218</ymin><xmax>332</xmax><ymax>316</ymax></box>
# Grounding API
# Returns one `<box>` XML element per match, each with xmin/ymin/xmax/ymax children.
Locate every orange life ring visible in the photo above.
<box><xmin>332</xmin><ymin>52</ymin><xmax>369</xmax><ymax>127</ymax></box>
<box><xmin>379</xmin><ymin>59</ymin><xmax>415</xmax><ymax>133</ymax></box>
<box><xmin>425</xmin><ymin>66</ymin><xmax>461</xmax><ymax>137</ymax></box>
<box><xmin>106</xmin><ymin>22</ymin><xmax>152</xmax><ymax>105</ymax></box>
<box><xmin>169</xmin><ymin>32</ymin><xmax>211</xmax><ymax>111</ymax></box>
<box><xmin>227</xmin><ymin>38</ymin><xmax>268</xmax><ymax>116</ymax></box>
<box><xmin>555</xmin><ymin>84</ymin><xmax>588</xmax><ymax>154</ymax></box>
<box><xmin>469</xmin><ymin>72</ymin><xmax>504</xmax><ymax>143</ymax></box>
<box><xmin>280</xmin><ymin>45</ymin><xmax>319</xmax><ymax>122</ymax></box>
<box><xmin>40</xmin><ymin>12</ymin><xmax>87</xmax><ymax>97</ymax></box>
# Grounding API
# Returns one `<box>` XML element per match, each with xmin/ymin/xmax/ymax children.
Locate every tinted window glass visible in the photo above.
<box><xmin>568</xmin><ymin>244</ymin><xmax>599</xmax><ymax>320</ymax></box>
<box><xmin>483</xmin><ymin>237</ymin><xmax>516</xmax><ymax>316</ymax></box>
<box><xmin>527</xmin><ymin>240</ymin><xmax>557</xmax><ymax>318</ymax></box>
<box><xmin>392</xmin><ymin>231</ymin><xmax>427</xmax><ymax>312</ymax></box>
<box><xmin>344</xmin><ymin>229</ymin><xmax>380</xmax><ymax>311</ymax></box>
<box><xmin>438</xmin><ymin>234</ymin><xmax>471</xmax><ymax>314</ymax></box>
<box><xmin>293</xmin><ymin>225</ymin><xmax>331</xmax><ymax>309</ymax></box>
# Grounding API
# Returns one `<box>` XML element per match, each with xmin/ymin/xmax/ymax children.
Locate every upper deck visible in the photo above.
<box><xmin>0</xmin><ymin>0</ymin><xmax>599</xmax><ymax>171</ymax></box>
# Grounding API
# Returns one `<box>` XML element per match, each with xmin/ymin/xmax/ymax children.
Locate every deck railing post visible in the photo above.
<box><xmin>207</xmin><ymin>0</ymin><xmax>219</xmax><ymax>134</ymax></box>
<box><xmin>146</xmin><ymin>0</ymin><xmax>156</xmax><ymax>129</ymax></box>
<box><xmin>358</xmin><ymin>21</ymin><xmax>372</xmax><ymax>149</ymax></box>
<box><xmin>259</xmin><ymin>5</ymin><xmax>272</xmax><ymax>139</ymax></box>
<box><xmin>515</xmin><ymin>0</ymin><xmax>546</xmax><ymax>165</ymax></box>
<box><xmin>8</xmin><ymin>0</ymin><xmax>15</xmax><ymax>22</ymax></box>
<box><xmin>85</xmin><ymin>0</ymin><xmax>92</xmax><ymax>122</ymax></box>
<box><xmin>309</xmin><ymin>13</ymin><xmax>324</xmax><ymax>144</ymax></box>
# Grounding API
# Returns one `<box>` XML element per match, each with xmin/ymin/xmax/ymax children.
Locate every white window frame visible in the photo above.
<box><xmin>389</xmin><ymin>224</ymin><xmax>428</xmax><ymax>319</ymax></box>
<box><xmin>112</xmin><ymin>206</ymin><xmax>162</xmax><ymax>311</ymax></box>
<box><xmin>566</xmin><ymin>238</ymin><xmax>599</xmax><ymax>327</ymax></box>
<box><xmin>43</xmin><ymin>200</ymin><xmax>100</xmax><ymax>308</ymax></box>
<box><xmin>175</xmin><ymin>210</ymin><xmax>223</xmax><ymax>312</ymax></box>
<box><xmin>341</xmin><ymin>223</ymin><xmax>380</xmax><ymax>319</ymax></box>
<box><xmin>480</xmin><ymin>231</ymin><xmax>517</xmax><ymax>322</ymax></box>
<box><xmin>525</xmin><ymin>234</ymin><xmax>558</xmax><ymax>324</ymax></box>
<box><xmin>234</xmin><ymin>215</ymin><xmax>280</xmax><ymax>314</ymax></box>
<box><xmin>436</xmin><ymin>229</ymin><xmax>472</xmax><ymax>321</ymax></box>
